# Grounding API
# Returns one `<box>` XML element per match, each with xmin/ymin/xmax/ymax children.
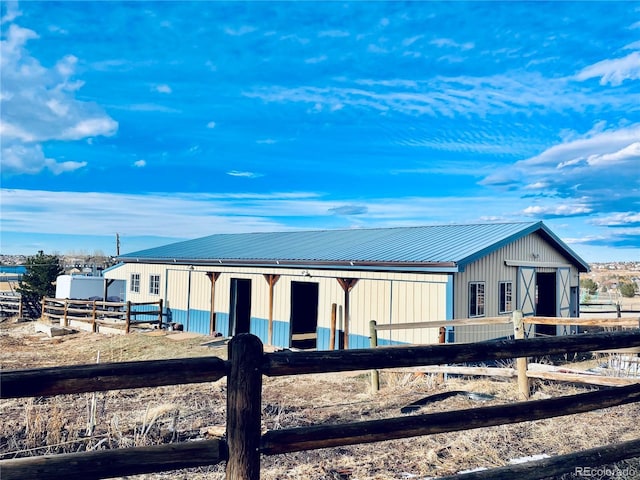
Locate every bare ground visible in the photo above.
<box><xmin>1</xmin><ymin>318</ymin><xmax>639</xmax><ymax>480</ymax></box>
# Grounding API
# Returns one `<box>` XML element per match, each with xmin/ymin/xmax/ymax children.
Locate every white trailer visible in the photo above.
<box><xmin>55</xmin><ymin>275</ymin><xmax>126</xmax><ymax>301</ymax></box>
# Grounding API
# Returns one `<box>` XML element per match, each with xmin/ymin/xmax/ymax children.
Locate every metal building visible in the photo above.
<box><xmin>103</xmin><ymin>221</ymin><xmax>589</xmax><ymax>348</ymax></box>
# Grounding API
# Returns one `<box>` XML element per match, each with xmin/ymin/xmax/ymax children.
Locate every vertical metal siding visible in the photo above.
<box><xmin>454</xmin><ymin>232</ymin><xmax>579</xmax><ymax>343</ymax></box>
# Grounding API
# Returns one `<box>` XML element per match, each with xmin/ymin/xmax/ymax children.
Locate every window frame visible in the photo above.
<box><xmin>469</xmin><ymin>281</ymin><xmax>486</xmax><ymax>318</ymax></box>
<box><xmin>130</xmin><ymin>273</ymin><xmax>140</xmax><ymax>293</ymax></box>
<box><xmin>499</xmin><ymin>281</ymin><xmax>513</xmax><ymax>314</ymax></box>
<box><xmin>149</xmin><ymin>274</ymin><xmax>160</xmax><ymax>296</ymax></box>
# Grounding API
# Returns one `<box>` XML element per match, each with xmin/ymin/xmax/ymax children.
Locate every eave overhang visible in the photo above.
<box><xmin>116</xmin><ymin>257</ymin><xmax>460</xmax><ymax>273</ymax></box>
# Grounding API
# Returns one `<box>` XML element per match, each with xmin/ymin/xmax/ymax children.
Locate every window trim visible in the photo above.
<box><xmin>130</xmin><ymin>273</ymin><xmax>140</xmax><ymax>293</ymax></box>
<box><xmin>469</xmin><ymin>281</ymin><xmax>485</xmax><ymax>318</ymax></box>
<box><xmin>149</xmin><ymin>274</ymin><xmax>160</xmax><ymax>296</ymax></box>
<box><xmin>499</xmin><ymin>281</ymin><xmax>513</xmax><ymax>314</ymax></box>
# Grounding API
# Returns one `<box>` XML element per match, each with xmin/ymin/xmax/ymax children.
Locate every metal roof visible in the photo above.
<box><xmin>118</xmin><ymin>221</ymin><xmax>589</xmax><ymax>272</ymax></box>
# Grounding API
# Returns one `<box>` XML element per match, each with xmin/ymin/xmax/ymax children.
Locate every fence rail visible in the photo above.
<box><xmin>1</xmin><ymin>316</ymin><xmax>640</xmax><ymax>480</ymax></box>
<box><xmin>0</xmin><ymin>293</ymin><xmax>22</xmax><ymax>317</ymax></box>
<box><xmin>41</xmin><ymin>297</ymin><xmax>163</xmax><ymax>333</ymax></box>
<box><xmin>370</xmin><ymin>312</ymin><xmax>640</xmax><ymax>398</ymax></box>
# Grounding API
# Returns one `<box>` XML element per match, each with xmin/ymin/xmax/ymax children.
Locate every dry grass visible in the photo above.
<box><xmin>2</xmin><ymin>317</ymin><xmax>640</xmax><ymax>479</ymax></box>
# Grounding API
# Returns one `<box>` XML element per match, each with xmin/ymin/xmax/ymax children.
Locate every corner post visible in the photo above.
<box><xmin>513</xmin><ymin>310</ymin><xmax>530</xmax><ymax>399</ymax></box>
<box><xmin>226</xmin><ymin>333</ymin><xmax>263</xmax><ymax>480</ymax></box>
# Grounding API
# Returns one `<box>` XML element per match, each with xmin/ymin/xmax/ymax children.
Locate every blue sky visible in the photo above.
<box><xmin>1</xmin><ymin>1</ymin><xmax>639</xmax><ymax>262</ymax></box>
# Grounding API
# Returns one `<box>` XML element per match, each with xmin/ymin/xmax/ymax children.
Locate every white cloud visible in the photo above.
<box><xmin>45</xmin><ymin>159</ymin><xmax>88</xmax><ymax>175</ymax></box>
<box><xmin>0</xmin><ymin>20</ymin><xmax>117</xmax><ymax>175</ymax></box>
<box><xmin>523</xmin><ymin>182</ymin><xmax>550</xmax><ymax>190</ymax></box>
<box><xmin>155</xmin><ymin>84</ymin><xmax>172</xmax><ymax>94</ymax></box>
<box><xmin>1</xmin><ymin>144</ymin><xmax>86</xmax><ymax>175</ymax></box>
<box><xmin>483</xmin><ymin>123</ymin><xmax>640</xmax><ymax>186</ymax></box>
<box><xmin>133</xmin><ymin>160</ymin><xmax>146</xmax><ymax>168</ymax></box>
<box><xmin>224</xmin><ymin>25</ymin><xmax>256</xmax><ymax>36</ymax></box>
<box><xmin>1</xmin><ymin>1</ymin><xmax>21</xmax><ymax>23</ymax></box>
<box><xmin>522</xmin><ymin>203</ymin><xmax>592</xmax><ymax>217</ymax></box>
<box><xmin>430</xmin><ymin>38</ymin><xmax>474</xmax><ymax>50</ymax></box>
<box><xmin>575</xmin><ymin>51</ymin><xmax>640</xmax><ymax>86</ymax></box>
<box><xmin>402</xmin><ymin>35</ymin><xmax>423</xmax><ymax>47</ymax></box>
<box><xmin>305</xmin><ymin>55</ymin><xmax>327</xmax><ymax>64</ymax></box>
<box><xmin>591</xmin><ymin>212</ymin><xmax>640</xmax><ymax>226</ymax></box>
<box><xmin>227</xmin><ymin>170</ymin><xmax>263</xmax><ymax>178</ymax></box>
<box><xmin>245</xmin><ymin>70</ymin><xmax>640</xmax><ymax>119</ymax></box>
<box><xmin>318</xmin><ymin>30</ymin><xmax>349</xmax><ymax>38</ymax></box>
<box><xmin>481</xmin><ymin>123</ymin><xmax>640</xmax><ymax>223</ymax></box>
<box><xmin>584</xmin><ymin>142</ymin><xmax>640</xmax><ymax>166</ymax></box>
<box><xmin>61</xmin><ymin>118</ymin><xmax>118</xmax><ymax>140</ymax></box>
<box><xmin>206</xmin><ymin>121</ymin><xmax>216</xmax><ymax>129</ymax></box>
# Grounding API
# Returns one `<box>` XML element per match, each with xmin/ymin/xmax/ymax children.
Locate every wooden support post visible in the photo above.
<box><xmin>126</xmin><ymin>301</ymin><xmax>132</xmax><ymax>334</ymax></box>
<box><xmin>370</xmin><ymin>320</ymin><xmax>379</xmax><ymax>393</ymax></box>
<box><xmin>329</xmin><ymin>303</ymin><xmax>337</xmax><ymax>351</ymax></box>
<box><xmin>337</xmin><ymin>278</ymin><xmax>358</xmax><ymax>350</ymax></box>
<box><xmin>513</xmin><ymin>310</ymin><xmax>530</xmax><ymax>400</ymax></box>
<box><xmin>41</xmin><ymin>297</ymin><xmax>45</xmax><ymax>321</ymax></box>
<box><xmin>617</xmin><ymin>303</ymin><xmax>621</xmax><ymax>318</ymax></box>
<box><xmin>63</xmin><ymin>300</ymin><xmax>68</xmax><ymax>327</ymax></box>
<box><xmin>92</xmin><ymin>301</ymin><xmax>98</xmax><ymax>333</ymax></box>
<box><xmin>438</xmin><ymin>327</ymin><xmax>446</xmax><ymax>344</ymax></box>
<box><xmin>226</xmin><ymin>334</ymin><xmax>263</xmax><ymax>480</ymax></box>
<box><xmin>18</xmin><ymin>295</ymin><xmax>23</xmax><ymax>319</ymax></box>
<box><xmin>263</xmin><ymin>275</ymin><xmax>280</xmax><ymax>346</ymax></box>
<box><xmin>157</xmin><ymin>299</ymin><xmax>163</xmax><ymax>330</ymax></box>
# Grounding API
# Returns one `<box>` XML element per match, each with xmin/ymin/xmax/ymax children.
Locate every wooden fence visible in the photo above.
<box><xmin>370</xmin><ymin>312</ymin><xmax>640</xmax><ymax>398</ymax></box>
<box><xmin>2</xmin><ymin>321</ymin><xmax>640</xmax><ymax>479</ymax></box>
<box><xmin>41</xmin><ymin>297</ymin><xmax>163</xmax><ymax>333</ymax></box>
<box><xmin>0</xmin><ymin>292</ymin><xmax>22</xmax><ymax>318</ymax></box>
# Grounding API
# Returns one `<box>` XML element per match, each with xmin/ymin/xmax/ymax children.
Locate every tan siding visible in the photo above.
<box><xmin>454</xmin><ymin>232</ymin><xmax>579</xmax><ymax>343</ymax></box>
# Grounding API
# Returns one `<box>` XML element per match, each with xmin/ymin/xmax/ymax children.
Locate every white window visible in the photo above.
<box><xmin>149</xmin><ymin>274</ymin><xmax>160</xmax><ymax>295</ymax></box>
<box><xmin>130</xmin><ymin>273</ymin><xmax>140</xmax><ymax>293</ymax></box>
<box><xmin>469</xmin><ymin>282</ymin><xmax>485</xmax><ymax>317</ymax></box>
<box><xmin>499</xmin><ymin>281</ymin><xmax>513</xmax><ymax>314</ymax></box>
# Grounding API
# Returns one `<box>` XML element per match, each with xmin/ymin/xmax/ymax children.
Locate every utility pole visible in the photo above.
<box><xmin>116</xmin><ymin>233</ymin><xmax>120</xmax><ymax>256</ymax></box>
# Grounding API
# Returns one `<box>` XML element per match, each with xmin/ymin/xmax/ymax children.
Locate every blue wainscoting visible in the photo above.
<box><xmin>215</xmin><ymin>312</ymin><xmax>230</xmax><ymax>337</ymax></box>
<box><xmin>249</xmin><ymin>317</ymin><xmax>290</xmax><ymax>348</ymax></box>
<box><xmin>317</xmin><ymin>327</ymin><xmax>406</xmax><ymax>350</ymax></box>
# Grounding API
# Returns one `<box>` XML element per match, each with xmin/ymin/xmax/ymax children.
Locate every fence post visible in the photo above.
<box><xmin>157</xmin><ymin>299</ymin><xmax>163</xmax><ymax>330</ymax></box>
<box><xmin>92</xmin><ymin>301</ymin><xmax>98</xmax><ymax>333</ymax></box>
<box><xmin>63</xmin><ymin>300</ymin><xmax>68</xmax><ymax>327</ymax></box>
<box><xmin>41</xmin><ymin>297</ymin><xmax>46</xmax><ymax>321</ymax></box>
<box><xmin>513</xmin><ymin>310</ymin><xmax>530</xmax><ymax>400</ymax></box>
<box><xmin>226</xmin><ymin>334</ymin><xmax>263</xmax><ymax>480</ymax></box>
<box><xmin>126</xmin><ymin>301</ymin><xmax>132</xmax><ymax>334</ymax></box>
<box><xmin>329</xmin><ymin>303</ymin><xmax>337</xmax><ymax>351</ymax></box>
<box><xmin>370</xmin><ymin>320</ymin><xmax>380</xmax><ymax>393</ymax></box>
<box><xmin>18</xmin><ymin>295</ymin><xmax>23</xmax><ymax>319</ymax></box>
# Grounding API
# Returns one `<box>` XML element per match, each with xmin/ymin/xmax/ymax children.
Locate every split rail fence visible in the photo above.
<box><xmin>0</xmin><ymin>293</ymin><xmax>23</xmax><ymax>318</ymax></box>
<box><xmin>2</xmin><ymin>316</ymin><xmax>640</xmax><ymax>480</ymax></box>
<box><xmin>41</xmin><ymin>297</ymin><xmax>163</xmax><ymax>333</ymax></box>
<box><xmin>370</xmin><ymin>311</ymin><xmax>640</xmax><ymax>398</ymax></box>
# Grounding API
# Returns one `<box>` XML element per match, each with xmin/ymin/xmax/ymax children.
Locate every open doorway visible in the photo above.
<box><xmin>229</xmin><ymin>278</ymin><xmax>251</xmax><ymax>335</ymax></box>
<box><xmin>535</xmin><ymin>272</ymin><xmax>556</xmax><ymax>336</ymax></box>
<box><xmin>290</xmin><ymin>281</ymin><xmax>319</xmax><ymax>349</ymax></box>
